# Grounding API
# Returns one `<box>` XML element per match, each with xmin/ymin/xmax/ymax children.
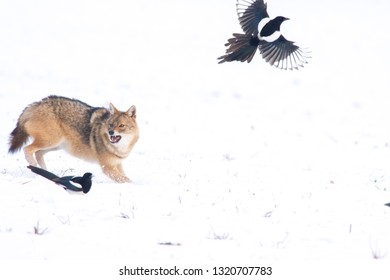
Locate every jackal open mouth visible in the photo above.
<box><xmin>109</xmin><ymin>135</ymin><xmax>122</xmax><ymax>143</ymax></box>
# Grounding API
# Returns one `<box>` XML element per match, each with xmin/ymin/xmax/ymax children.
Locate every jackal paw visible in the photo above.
<box><xmin>115</xmin><ymin>175</ymin><xmax>131</xmax><ymax>183</ymax></box>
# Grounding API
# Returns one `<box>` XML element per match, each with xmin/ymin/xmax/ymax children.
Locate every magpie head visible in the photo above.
<box><xmin>83</xmin><ymin>173</ymin><xmax>93</xmax><ymax>180</ymax></box>
<box><xmin>80</xmin><ymin>173</ymin><xmax>93</xmax><ymax>194</ymax></box>
<box><xmin>273</xmin><ymin>16</ymin><xmax>289</xmax><ymax>29</ymax></box>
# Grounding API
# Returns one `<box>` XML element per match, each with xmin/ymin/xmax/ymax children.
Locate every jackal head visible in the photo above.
<box><xmin>107</xmin><ymin>103</ymin><xmax>138</xmax><ymax>147</ymax></box>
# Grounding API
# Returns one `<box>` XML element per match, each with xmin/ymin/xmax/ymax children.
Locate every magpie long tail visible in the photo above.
<box><xmin>27</xmin><ymin>165</ymin><xmax>83</xmax><ymax>192</ymax></box>
<box><xmin>27</xmin><ymin>165</ymin><xmax>60</xmax><ymax>181</ymax></box>
<box><xmin>218</xmin><ymin>33</ymin><xmax>259</xmax><ymax>64</ymax></box>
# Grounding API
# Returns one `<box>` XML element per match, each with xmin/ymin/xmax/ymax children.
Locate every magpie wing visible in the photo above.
<box><xmin>236</xmin><ymin>0</ymin><xmax>269</xmax><ymax>35</ymax></box>
<box><xmin>56</xmin><ymin>176</ymin><xmax>74</xmax><ymax>181</ymax></box>
<box><xmin>55</xmin><ymin>177</ymin><xmax>83</xmax><ymax>192</ymax></box>
<box><xmin>258</xmin><ymin>35</ymin><xmax>310</xmax><ymax>70</ymax></box>
<box><xmin>51</xmin><ymin>176</ymin><xmax>82</xmax><ymax>191</ymax></box>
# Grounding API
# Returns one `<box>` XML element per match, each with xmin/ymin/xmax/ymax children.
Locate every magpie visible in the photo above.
<box><xmin>27</xmin><ymin>165</ymin><xmax>92</xmax><ymax>194</ymax></box>
<box><xmin>218</xmin><ymin>0</ymin><xmax>310</xmax><ymax>70</ymax></box>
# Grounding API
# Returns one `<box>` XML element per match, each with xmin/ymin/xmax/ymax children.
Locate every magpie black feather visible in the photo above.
<box><xmin>27</xmin><ymin>165</ymin><xmax>92</xmax><ymax>194</ymax></box>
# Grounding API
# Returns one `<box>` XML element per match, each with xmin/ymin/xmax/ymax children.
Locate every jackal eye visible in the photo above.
<box><xmin>119</xmin><ymin>124</ymin><xmax>126</xmax><ymax>128</ymax></box>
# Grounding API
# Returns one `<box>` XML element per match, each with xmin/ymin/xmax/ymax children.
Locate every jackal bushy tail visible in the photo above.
<box><xmin>8</xmin><ymin>123</ymin><xmax>29</xmax><ymax>153</ymax></box>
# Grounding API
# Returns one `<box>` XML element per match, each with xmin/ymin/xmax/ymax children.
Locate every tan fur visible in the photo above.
<box><xmin>9</xmin><ymin>95</ymin><xmax>139</xmax><ymax>183</ymax></box>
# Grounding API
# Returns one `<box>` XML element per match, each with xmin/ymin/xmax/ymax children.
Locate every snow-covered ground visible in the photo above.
<box><xmin>1</xmin><ymin>0</ymin><xmax>390</xmax><ymax>275</ymax></box>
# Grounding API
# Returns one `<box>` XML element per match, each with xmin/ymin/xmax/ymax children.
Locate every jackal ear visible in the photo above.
<box><xmin>109</xmin><ymin>103</ymin><xmax>119</xmax><ymax>114</ymax></box>
<box><xmin>127</xmin><ymin>105</ymin><xmax>136</xmax><ymax>118</ymax></box>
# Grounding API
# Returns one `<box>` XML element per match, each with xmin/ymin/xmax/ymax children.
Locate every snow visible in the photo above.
<box><xmin>1</xmin><ymin>0</ymin><xmax>390</xmax><ymax>274</ymax></box>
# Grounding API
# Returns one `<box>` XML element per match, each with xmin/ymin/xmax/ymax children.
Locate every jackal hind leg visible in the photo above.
<box><xmin>23</xmin><ymin>144</ymin><xmax>38</xmax><ymax>167</ymax></box>
<box><xmin>35</xmin><ymin>150</ymin><xmax>49</xmax><ymax>169</ymax></box>
<box><xmin>23</xmin><ymin>138</ymin><xmax>60</xmax><ymax>169</ymax></box>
